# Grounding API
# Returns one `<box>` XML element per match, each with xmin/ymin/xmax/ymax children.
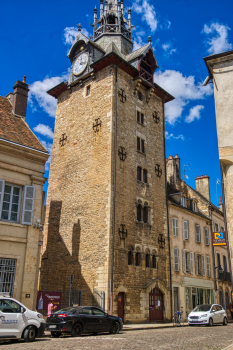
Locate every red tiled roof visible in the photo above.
<box><xmin>0</xmin><ymin>96</ymin><xmax>48</xmax><ymax>153</ymax></box>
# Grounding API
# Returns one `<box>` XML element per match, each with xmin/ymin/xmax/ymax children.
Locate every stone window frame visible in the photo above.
<box><xmin>152</xmin><ymin>250</ymin><xmax>157</xmax><ymax>269</ymax></box>
<box><xmin>194</xmin><ymin>253</ymin><xmax>205</xmax><ymax>276</ymax></box>
<box><xmin>137</xmin><ymin>90</ymin><xmax>143</xmax><ymax>102</ymax></box>
<box><xmin>135</xmin><ymin>247</ymin><xmax>141</xmax><ymax>267</ymax></box>
<box><xmin>182</xmin><ymin>249</ymin><xmax>194</xmax><ymax>274</ymax></box>
<box><xmin>145</xmin><ymin>248</ymin><xmax>150</xmax><ymax>268</ymax></box>
<box><xmin>86</xmin><ymin>84</ymin><xmax>91</xmax><ymax>97</ymax></box>
<box><xmin>136</xmin><ymin>200</ymin><xmax>151</xmax><ymax>225</ymax></box>
<box><xmin>137</xmin><ymin>166</ymin><xmax>148</xmax><ymax>184</ymax></box>
<box><xmin>128</xmin><ymin>246</ymin><xmax>134</xmax><ymax>266</ymax></box>
<box><xmin>136</xmin><ymin>106</ymin><xmax>145</xmax><ymax>126</ymax></box>
<box><xmin>0</xmin><ymin>181</ymin><xmax>22</xmax><ymax>224</ymax></box>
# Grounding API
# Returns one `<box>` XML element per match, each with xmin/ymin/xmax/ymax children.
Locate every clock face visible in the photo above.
<box><xmin>73</xmin><ymin>53</ymin><xmax>88</xmax><ymax>76</ymax></box>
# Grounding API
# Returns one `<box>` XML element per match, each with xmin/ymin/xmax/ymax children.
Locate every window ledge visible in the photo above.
<box><xmin>137</xmin><ymin>180</ymin><xmax>149</xmax><ymax>186</ymax></box>
<box><xmin>137</xmin><ymin>121</ymin><xmax>145</xmax><ymax>127</ymax></box>
<box><xmin>135</xmin><ymin>220</ymin><xmax>151</xmax><ymax>227</ymax></box>
<box><xmin>0</xmin><ymin>220</ymin><xmax>26</xmax><ymax>228</ymax></box>
<box><xmin>137</xmin><ymin>150</ymin><xmax>146</xmax><ymax>156</ymax></box>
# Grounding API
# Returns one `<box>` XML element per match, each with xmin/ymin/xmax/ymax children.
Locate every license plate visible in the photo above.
<box><xmin>49</xmin><ymin>325</ymin><xmax>56</xmax><ymax>329</ymax></box>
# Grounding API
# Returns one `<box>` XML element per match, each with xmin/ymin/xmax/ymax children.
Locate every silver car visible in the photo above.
<box><xmin>188</xmin><ymin>304</ymin><xmax>227</xmax><ymax>326</ymax></box>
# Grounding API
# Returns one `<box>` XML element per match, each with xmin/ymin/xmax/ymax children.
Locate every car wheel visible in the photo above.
<box><xmin>109</xmin><ymin>321</ymin><xmax>120</xmax><ymax>334</ymax></box>
<box><xmin>223</xmin><ymin>317</ymin><xmax>227</xmax><ymax>326</ymax></box>
<box><xmin>23</xmin><ymin>326</ymin><xmax>37</xmax><ymax>342</ymax></box>
<box><xmin>51</xmin><ymin>332</ymin><xmax>60</xmax><ymax>338</ymax></box>
<box><xmin>208</xmin><ymin>318</ymin><xmax>213</xmax><ymax>327</ymax></box>
<box><xmin>71</xmin><ymin>323</ymin><xmax>82</xmax><ymax>337</ymax></box>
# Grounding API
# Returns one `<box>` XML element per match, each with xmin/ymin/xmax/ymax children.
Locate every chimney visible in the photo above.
<box><xmin>219</xmin><ymin>196</ymin><xmax>223</xmax><ymax>212</ymax></box>
<box><xmin>12</xmin><ymin>75</ymin><xmax>29</xmax><ymax>120</ymax></box>
<box><xmin>166</xmin><ymin>154</ymin><xmax>181</xmax><ymax>187</ymax></box>
<box><xmin>195</xmin><ymin>174</ymin><xmax>210</xmax><ymax>201</ymax></box>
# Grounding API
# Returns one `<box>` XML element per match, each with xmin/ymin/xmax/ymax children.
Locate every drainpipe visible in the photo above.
<box><xmin>220</xmin><ymin>164</ymin><xmax>233</xmax><ymax>301</ymax></box>
<box><xmin>110</xmin><ymin>62</ymin><xmax>122</xmax><ymax>315</ymax></box>
<box><xmin>162</xmin><ymin>99</ymin><xmax>173</xmax><ymax>320</ymax></box>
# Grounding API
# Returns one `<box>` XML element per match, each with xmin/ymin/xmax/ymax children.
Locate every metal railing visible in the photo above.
<box><xmin>93</xmin><ymin>288</ymin><xmax>105</xmax><ymax>311</ymax></box>
<box><xmin>218</xmin><ymin>270</ymin><xmax>231</xmax><ymax>282</ymax></box>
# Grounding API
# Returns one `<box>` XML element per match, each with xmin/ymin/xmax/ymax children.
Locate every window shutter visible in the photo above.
<box><xmin>174</xmin><ymin>248</ymin><xmax>179</xmax><ymax>272</ymax></box>
<box><xmin>194</xmin><ymin>253</ymin><xmax>198</xmax><ymax>275</ymax></box>
<box><xmin>190</xmin><ymin>252</ymin><xmax>194</xmax><ymax>274</ymax></box>
<box><xmin>204</xmin><ymin>228</ymin><xmax>209</xmax><ymax>245</ymax></box>
<box><xmin>182</xmin><ymin>250</ymin><xmax>186</xmax><ymax>273</ymax></box>
<box><xmin>0</xmin><ymin>180</ymin><xmax>5</xmax><ymax>215</ymax></box>
<box><xmin>206</xmin><ymin>256</ymin><xmax>211</xmax><ymax>277</ymax></box>
<box><xmin>196</xmin><ymin>225</ymin><xmax>201</xmax><ymax>243</ymax></box>
<box><xmin>201</xmin><ymin>255</ymin><xmax>205</xmax><ymax>276</ymax></box>
<box><xmin>22</xmin><ymin>186</ymin><xmax>35</xmax><ymax>225</ymax></box>
<box><xmin>183</xmin><ymin>221</ymin><xmax>188</xmax><ymax>240</ymax></box>
<box><xmin>173</xmin><ymin>218</ymin><xmax>178</xmax><ymax>236</ymax></box>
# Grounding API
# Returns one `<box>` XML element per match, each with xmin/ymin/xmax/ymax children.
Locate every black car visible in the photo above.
<box><xmin>46</xmin><ymin>306</ymin><xmax>123</xmax><ymax>337</ymax></box>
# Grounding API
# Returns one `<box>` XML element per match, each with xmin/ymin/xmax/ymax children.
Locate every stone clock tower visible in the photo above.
<box><xmin>41</xmin><ymin>0</ymin><xmax>174</xmax><ymax>323</ymax></box>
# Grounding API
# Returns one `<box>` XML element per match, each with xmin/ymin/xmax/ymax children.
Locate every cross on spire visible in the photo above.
<box><xmin>77</xmin><ymin>23</ymin><xmax>82</xmax><ymax>32</ymax></box>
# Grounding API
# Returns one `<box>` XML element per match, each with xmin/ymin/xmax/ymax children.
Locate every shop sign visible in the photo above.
<box><xmin>212</xmin><ymin>231</ymin><xmax>227</xmax><ymax>246</ymax></box>
<box><xmin>36</xmin><ymin>291</ymin><xmax>62</xmax><ymax>315</ymax></box>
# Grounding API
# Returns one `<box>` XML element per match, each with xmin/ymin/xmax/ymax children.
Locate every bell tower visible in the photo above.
<box><xmin>92</xmin><ymin>0</ymin><xmax>133</xmax><ymax>55</ymax></box>
<box><xmin>41</xmin><ymin>0</ymin><xmax>175</xmax><ymax>323</ymax></box>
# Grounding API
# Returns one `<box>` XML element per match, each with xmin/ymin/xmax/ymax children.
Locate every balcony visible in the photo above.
<box><xmin>218</xmin><ymin>270</ymin><xmax>231</xmax><ymax>282</ymax></box>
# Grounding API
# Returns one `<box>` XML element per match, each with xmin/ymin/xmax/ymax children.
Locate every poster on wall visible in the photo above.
<box><xmin>37</xmin><ymin>291</ymin><xmax>62</xmax><ymax>316</ymax></box>
<box><xmin>212</xmin><ymin>232</ymin><xmax>227</xmax><ymax>246</ymax></box>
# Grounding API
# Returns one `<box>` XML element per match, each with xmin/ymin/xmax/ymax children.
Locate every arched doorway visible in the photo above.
<box><xmin>149</xmin><ymin>287</ymin><xmax>163</xmax><ymax>322</ymax></box>
<box><xmin>118</xmin><ymin>292</ymin><xmax>124</xmax><ymax>322</ymax></box>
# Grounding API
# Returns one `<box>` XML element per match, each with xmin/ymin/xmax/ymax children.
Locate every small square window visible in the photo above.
<box><xmin>137</xmin><ymin>137</ymin><xmax>140</xmax><ymax>151</ymax></box>
<box><xmin>86</xmin><ymin>85</ymin><xmax>91</xmax><ymax>96</ymax></box>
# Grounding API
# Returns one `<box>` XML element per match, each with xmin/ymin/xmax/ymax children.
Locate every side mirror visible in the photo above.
<box><xmin>105</xmin><ymin>313</ymin><xmax>108</xmax><ymax>317</ymax></box>
<box><xmin>21</xmin><ymin>307</ymin><xmax>25</xmax><ymax>313</ymax></box>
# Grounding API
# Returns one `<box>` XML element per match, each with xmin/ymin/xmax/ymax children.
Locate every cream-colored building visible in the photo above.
<box><xmin>167</xmin><ymin>155</ymin><xmax>231</xmax><ymax>319</ymax></box>
<box><xmin>203</xmin><ymin>50</ymin><xmax>233</xmax><ymax>303</ymax></box>
<box><xmin>0</xmin><ymin>77</ymin><xmax>49</xmax><ymax>310</ymax></box>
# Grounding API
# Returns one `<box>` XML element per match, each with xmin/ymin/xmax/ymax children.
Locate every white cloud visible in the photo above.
<box><xmin>132</xmin><ymin>0</ymin><xmax>158</xmax><ymax>32</ymax></box>
<box><xmin>63</xmin><ymin>26</ymin><xmax>90</xmax><ymax>45</ymax></box>
<box><xmin>162</xmin><ymin>42</ymin><xmax>177</xmax><ymax>57</ymax></box>
<box><xmin>185</xmin><ymin>105</ymin><xmax>204</xmax><ymax>123</ymax></box>
<box><xmin>154</xmin><ymin>70</ymin><xmax>213</xmax><ymax>124</ymax></box>
<box><xmin>202</xmin><ymin>22</ymin><xmax>232</xmax><ymax>54</ymax></box>
<box><xmin>40</xmin><ymin>139</ymin><xmax>53</xmax><ymax>171</ymax></box>
<box><xmin>165</xmin><ymin>132</ymin><xmax>184</xmax><ymax>140</ymax></box>
<box><xmin>33</xmin><ymin>124</ymin><xmax>54</xmax><ymax>139</ymax></box>
<box><xmin>133</xmin><ymin>30</ymin><xmax>146</xmax><ymax>51</ymax></box>
<box><xmin>29</xmin><ymin>71</ymin><xmax>70</xmax><ymax>117</ymax></box>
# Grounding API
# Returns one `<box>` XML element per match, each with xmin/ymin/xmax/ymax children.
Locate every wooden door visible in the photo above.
<box><xmin>149</xmin><ymin>287</ymin><xmax>163</xmax><ymax>322</ymax></box>
<box><xmin>118</xmin><ymin>292</ymin><xmax>124</xmax><ymax>322</ymax></box>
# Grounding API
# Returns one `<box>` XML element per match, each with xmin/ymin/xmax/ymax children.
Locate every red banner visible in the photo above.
<box><xmin>37</xmin><ymin>291</ymin><xmax>62</xmax><ymax>316</ymax></box>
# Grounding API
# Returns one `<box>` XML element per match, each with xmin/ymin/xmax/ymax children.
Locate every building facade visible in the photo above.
<box><xmin>203</xmin><ymin>51</ymin><xmax>233</xmax><ymax>302</ymax></box>
<box><xmin>40</xmin><ymin>0</ymin><xmax>174</xmax><ymax>323</ymax></box>
<box><xmin>0</xmin><ymin>77</ymin><xmax>49</xmax><ymax>309</ymax></box>
<box><xmin>167</xmin><ymin>155</ymin><xmax>231</xmax><ymax>319</ymax></box>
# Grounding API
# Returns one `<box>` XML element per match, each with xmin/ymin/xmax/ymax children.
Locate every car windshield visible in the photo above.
<box><xmin>193</xmin><ymin>305</ymin><xmax>211</xmax><ymax>312</ymax></box>
<box><xmin>54</xmin><ymin>307</ymin><xmax>77</xmax><ymax>314</ymax></box>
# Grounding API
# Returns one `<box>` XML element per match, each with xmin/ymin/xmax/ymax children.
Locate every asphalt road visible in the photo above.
<box><xmin>1</xmin><ymin>324</ymin><xmax>233</xmax><ymax>350</ymax></box>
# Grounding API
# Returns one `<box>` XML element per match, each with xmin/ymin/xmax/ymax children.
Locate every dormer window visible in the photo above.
<box><xmin>181</xmin><ymin>197</ymin><xmax>186</xmax><ymax>207</ymax></box>
<box><xmin>193</xmin><ymin>202</ymin><xmax>197</xmax><ymax>212</ymax></box>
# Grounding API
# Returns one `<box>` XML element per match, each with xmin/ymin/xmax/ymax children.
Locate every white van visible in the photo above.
<box><xmin>0</xmin><ymin>295</ymin><xmax>45</xmax><ymax>342</ymax></box>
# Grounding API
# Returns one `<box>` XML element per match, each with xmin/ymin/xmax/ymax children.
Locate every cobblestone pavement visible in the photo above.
<box><xmin>1</xmin><ymin>324</ymin><xmax>233</xmax><ymax>350</ymax></box>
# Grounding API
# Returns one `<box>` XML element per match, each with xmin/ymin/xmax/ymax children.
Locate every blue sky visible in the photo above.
<box><xmin>1</xmin><ymin>0</ymin><xmax>233</xmax><ymax>205</ymax></box>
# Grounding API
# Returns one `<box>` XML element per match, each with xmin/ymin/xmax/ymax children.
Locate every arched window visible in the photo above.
<box><xmin>137</xmin><ymin>166</ymin><xmax>142</xmax><ymax>181</ymax></box>
<box><xmin>146</xmin><ymin>253</ymin><xmax>150</xmax><ymax>268</ymax></box>
<box><xmin>143</xmin><ymin>206</ymin><xmax>148</xmax><ymax>223</ymax></box>
<box><xmin>136</xmin><ymin>252</ymin><xmax>141</xmax><ymax>266</ymax></box>
<box><xmin>152</xmin><ymin>255</ymin><xmax>156</xmax><ymax>269</ymax></box>
<box><xmin>128</xmin><ymin>249</ymin><xmax>133</xmax><ymax>266</ymax></box>
<box><xmin>137</xmin><ymin>205</ymin><xmax>142</xmax><ymax>221</ymax></box>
